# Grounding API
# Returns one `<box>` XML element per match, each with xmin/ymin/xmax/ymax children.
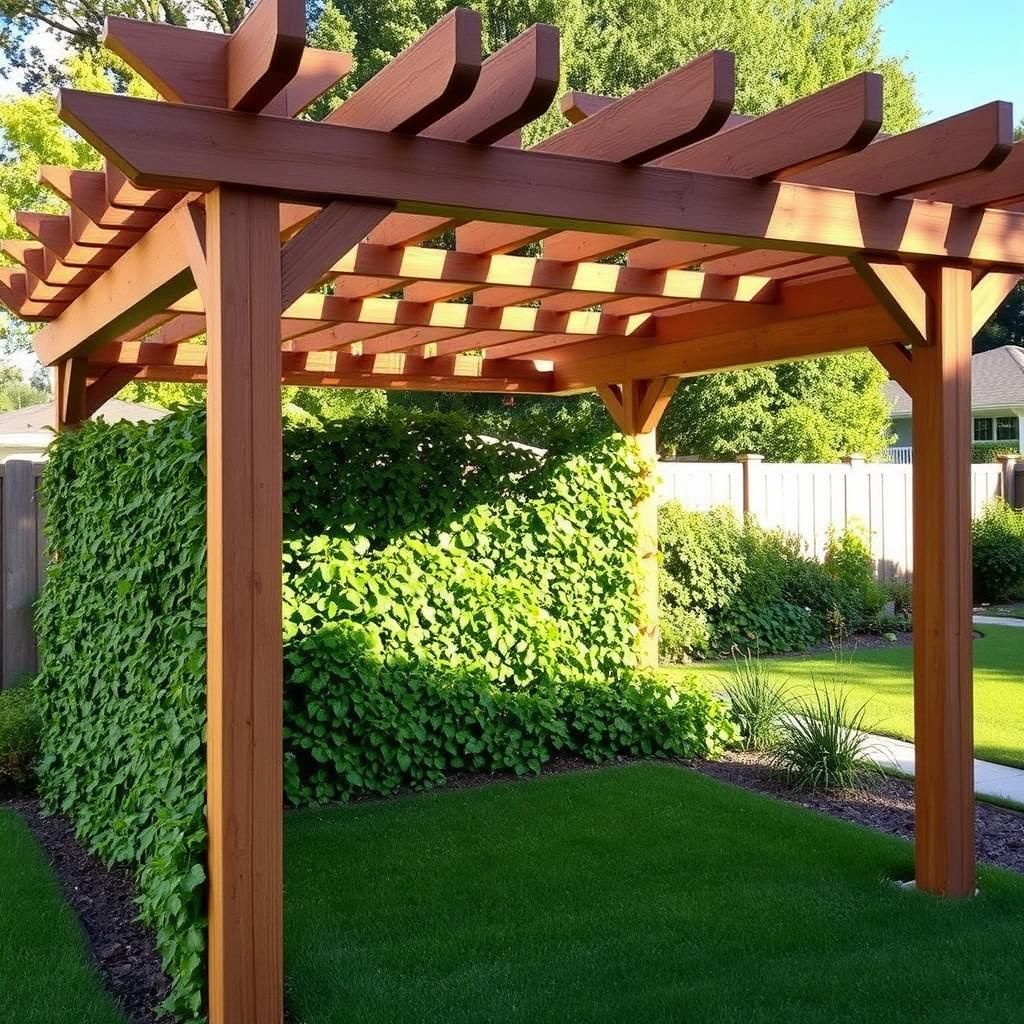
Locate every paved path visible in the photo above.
<box><xmin>973</xmin><ymin>614</ymin><xmax>1024</xmax><ymax>628</ymax></box>
<box><xmin>863</xmin><ymin>733</ymin><xmax>1024</xmax><ymax>805</ymax></box>
<box><xmin>859</xmin><ymin>616</ymin><xmax>1024</xmax><ymax>803</ymax></box>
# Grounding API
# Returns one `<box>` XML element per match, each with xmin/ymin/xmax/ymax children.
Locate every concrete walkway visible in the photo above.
<box><xmin>973</xmin><ymin>614</ymin><xmax>1024</xmax><ymax>628</ymax></box>
<box><xmin>864</xmin><ymin>733</ymin><xmax>1024</xmax><ymax>805</ymax></box>
<box><xmin>858</xmin><ymin>615</ymin><xmax>1024</xmax><ymax>804</ymax></box>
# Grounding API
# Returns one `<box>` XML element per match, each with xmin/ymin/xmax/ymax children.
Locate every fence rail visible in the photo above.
<box><xmin>658</xmin><ymin>455</ymin><xmax>1024</xmax><ymax>582</ymax></box>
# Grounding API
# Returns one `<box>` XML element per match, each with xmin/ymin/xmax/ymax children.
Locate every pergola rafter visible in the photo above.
<box><xmin>3</xmin><ymin>4</ymin><xmax>1024</xmax><ymax>1021</ymax></box>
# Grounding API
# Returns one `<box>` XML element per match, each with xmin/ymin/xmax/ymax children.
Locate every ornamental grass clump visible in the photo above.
<box><xmin>771</xmin><ymin>684</ymin><xmax>883</xmax><ymax>791</ymax></box>
<box><xmin>721</xmin><ymin>651</ymin><xmax>791</xmax><ymax>751</ymax></box>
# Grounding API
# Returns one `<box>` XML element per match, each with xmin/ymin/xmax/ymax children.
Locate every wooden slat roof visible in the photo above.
<box><xmin>2</xmin><ymin>0</ymin><xmax>1022</xmax><ymax>402</ymax></box>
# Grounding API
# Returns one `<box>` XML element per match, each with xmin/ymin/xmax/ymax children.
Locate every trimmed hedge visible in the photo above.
<box><xmin>36</xmin><ymin>408</ymin><xmax>733</xmax><ymax>1020</ymax></box>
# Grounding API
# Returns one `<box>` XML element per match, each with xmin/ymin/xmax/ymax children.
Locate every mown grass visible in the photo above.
<box><xmin>284</xmin><ymin>763</ymin><xmax>1024</xmax><ymax>1024</ymax></box>
<box><xmin>0</xmin><ymin>809</ymin><xmax>123</xmax><ymax>1024</ymax></box>
<box><xmin>678</xmin><ymin>624</ymin><xmax>1024</xmax><ymax>768</ymax></box>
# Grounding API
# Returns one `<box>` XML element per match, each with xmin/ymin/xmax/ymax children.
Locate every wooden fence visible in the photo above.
<box><xmin>0</xmin><ymin>459</ymin><xmax>46</xmax><ymax>688</ymax></box>
<box><xmin>657</xmin><ymin>455</ymin><xmax>1024</xmax><ymax>582</ymax></box>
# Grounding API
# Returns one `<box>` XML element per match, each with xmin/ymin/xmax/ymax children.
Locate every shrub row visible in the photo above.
<box><xmin>658</xmin><ymin>503</ymin><xmax>889</xmax><ymax>661</ymax></box>
<box><xmin>35</xmin><ymin>408</ymin><xmax>732</xmax><ymax>1020</ymax></box>
<box><xmin>973</xmin><ymin>498</ymin><xmax>1024</xmax><ymax>603</ymax></box>
<box><xmin>0</xmin><ymin>683</ymin><xmax>40</xmax><ymax>792</ymax></box>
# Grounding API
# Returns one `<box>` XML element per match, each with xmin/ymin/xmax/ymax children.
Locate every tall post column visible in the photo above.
<box><xmin>205</xmin><ymin>186</ymin><xmax>284</xmax><ymax>1023</ymax></box>
<box><xmin>912</xmin><ymin>265</ymin><xmax>975</xmax><ymax>897</ymax></box>
<box><xmin>598</xmin><ymin>377</ymin><xmax>679</xmax><ymax>668</ymax></box>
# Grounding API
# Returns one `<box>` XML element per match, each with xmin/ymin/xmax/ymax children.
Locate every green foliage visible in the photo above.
<box><xmin>35</xmin><ymin>412</ymin><xmax>209</xmax><ymax>1019</ymax></box>
<box><xmin>971</xmin><ymin>441</ymin><xmax>1021</xmax><ymax>464</ymax></box>
<box><xmin>284</xmin><ymin>621</ymin><xmax>735</xmax><ymax>804</ymax></box>
<box><xmin>823</xmin><ymin>522</ymin><xmax>886</xmax><ymax>626</ymax></box>
<box><xmin>721</xmin><ymin>652</ymin><xmax>790</xmax><ymax>752</ymax></box>
<box><xmin>770</xmin><ymin>684</ymin><xmax>882</xmax><ymax>790</ymax></box>
<box><xmin>0</xmin><ymin>682</ymin><xmax>41</xmax><ymax>791</ymax></box>
<box><xmin>658</xmin><ymin>354</ymin><xmax>896</xmax><ymax>461</ymax></box>
<box><xmin>975</xmin><ymin>285</ymin><xmax>1023</xmax><ymax>353</ymax></box>
<box><xmin>36</xmin><ymin>406</ymin><xmax>730</xmax><ymax>1019</ymax></box>
<box><xmin>973</xmin><ymin>499</ymin><xmax>1024</xmax><ymax>603</ymax></box>
<box><xmin>658</xmin><ymin>503</ymin><xmax>882</xmax><ymax>660</ymax></box>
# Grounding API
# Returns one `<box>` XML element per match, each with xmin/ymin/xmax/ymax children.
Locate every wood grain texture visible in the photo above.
<box><xmin>971</xmin><ymin>271</ymin><xmax>1022</xmax><ymax>335</ymax></box>
<box><xmin>325</xmin><ymin>7</ymin><xmax>481</xmax><ymax>134</ymax></box>
<box><xmin>917</xmin><ymin>139</ymin><xmax>1024</xmax><ymax>209</ymax></box>
<box><xmin>868</xmin><ymin>342</ymin><xmax>913</xmax><ymax>394</ymax></box>
<box><xmin>205</xmin><ymin>186</ymin><xmax>283</xmax><ymax>1024</ymax></box>
<box><xmin>791</xmin><ymin>101</ymin><xmax>1013</xmax><ymax>196</ymax></box>
<box><xmin>850</xmin><ymin>256</ymin><xmax>930</xmax><ymax>345</ymax></box>
<box><xmin>279</xmin><ymin>201</ymin><xmax>392</xmax><ymax>309</ymax></box>
<box><xmin>225</xmin><ymin>0</ymin><xmax>305</xmax><ymax>112</ymax></box>
<box><xmin>911</xmin><ymin>265</ymin><xmax>975</xmax><ymax>897</ymax></box>
<box><xmin>654</xmin><ymin>73</ymin><xmax>883</xmax><ymax>177</ymax></box>
<box><xmin>57</xmin><ymin>90</ymin><xmax>1024</xmax><ymax>266</ymax></box>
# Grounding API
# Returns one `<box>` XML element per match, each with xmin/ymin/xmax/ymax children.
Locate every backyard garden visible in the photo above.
<box><xmin>1</xmin><ymin>408</ymin><xmax>1024</xmax><ymax>1023</ymax></box>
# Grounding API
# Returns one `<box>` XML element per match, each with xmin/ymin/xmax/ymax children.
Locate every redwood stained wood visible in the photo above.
<box><xmin>911</xmin><ymin>265</ymin><xmax>975</xmax><ymax>897</ymax></box>
<box><xmin>204</xmin><ymin>186</ymin><xmax>283</xmax><ymax>1024</ymax></box>
<box><xmin>971</xmin><ymin>271</ymin><xmax>1022</xmax><ymax>335</ymax></box>
<box><xmin>850</xmin><ymin>256</ymin><xmax>930</xmax><ymax>345</ymax></box>
<box><xmin>791</xmin><ymin>101</ymin><xmax>1014</xmax><ymax>195</ymax></box>
<box><xmin>32</xmin><ymin>203</ymin><xmax>201</xmax><ymax>364</ymax></box>
<box><xmin>868</xmin><ymin>343</ymin><xmax>913</xmax><ymax>394</ymax></box>
<box><xmin>56</xmin><ymin>356</ymin><xmax>88</xmax><ymax>430</ymax></box>
<box><xmin>83</xmin><ymin>365</ymin><xmax>140</xmax><ymax>416</ymax></box>
<box><xmin>39</xmin><ymin>166</ymin><xmax>160</xmax><ymax>231</ymax></box>
<box><xmin>225</xmin><ymin>0</ymin><xmax>305</xmax><ymax>112</ymax></box>
<box><xmin>325</xmin><ymin>8</ymin><xmax>481</xmax><ymax>134</ymax></box>
<box><xmin>917</xmin><ymin>140</ymin><xmax>1024</xmax><ymax>209</ymax></box>
<box><xmin>539</xmin><ymin>51</ymin><xmax>734</xmax><ymax>165</ymax></box>
<box><xmin>654</xmin><ymin>73</ymin><xmax>883</xmax><ymax>177</ymax></box>
<box><xmin>279</xmin><ymin>201</ymin><xmax>393</xmax><ymax>309</ymax></box>
<box><xmin>58</xmin><ymin>91</ymin><xmax>1024</xmax><ymax>265</ymax></box>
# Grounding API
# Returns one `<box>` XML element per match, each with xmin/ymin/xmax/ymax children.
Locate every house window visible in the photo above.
<box><xmin>973</xmin><ymin>417</ymin><xmax>994</xmax><ymax>441</ymax></box>
<box><xmin>996</xmin><ymin>417</ymin><xmax>1020</xmax><ymax>441</ymax></box>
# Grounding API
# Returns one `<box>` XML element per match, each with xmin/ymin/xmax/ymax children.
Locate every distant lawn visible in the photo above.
<box><xmin>0</xmin><ymin>809</ymin><xmax>123</xmax><ymax>1024</ymax></box>
<box><xmin>676</xmin><ymin>624</ymin><xmax>1024</xmax><ymax>769</ymax></box>
<box><xmin>285</xmin><ymin>764</ymin><xmax>1024</xmax><ymax>1024</ymax></box>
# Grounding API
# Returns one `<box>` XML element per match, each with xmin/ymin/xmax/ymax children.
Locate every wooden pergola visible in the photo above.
<box><xmin>2</xmin><ymin>2</ymin><xmax>1023</xmax><ymax>1020</ymax></box>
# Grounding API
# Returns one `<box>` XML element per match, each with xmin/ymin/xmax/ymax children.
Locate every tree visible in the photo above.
<box><xmin>656</xmin><ymin>353</ymin><xmax>894</xmax><ymax>461</ymax></box>
<box><xmin>0</xmin><ymin>360</ymin><xmax>48</xmax><ymax>407</ymax></box>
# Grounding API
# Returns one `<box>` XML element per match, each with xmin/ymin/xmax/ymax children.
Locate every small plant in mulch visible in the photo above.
<box><xmin>721</xmin><ymin>649</ymin><xmax>791</xmax><ymax>752</ymax></box>
<box><xmin>0</xmin><ymin>681</ymin><xmax>41</xmax><ymax>793</ymax></box>
<box><xmin>770</xmin><ymin>684</ymin><xmax>884</xmax><ymax>792</ymax></box>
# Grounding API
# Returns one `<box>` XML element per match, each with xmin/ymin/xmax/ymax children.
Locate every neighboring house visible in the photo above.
<box><xmin>0</xmin><ymin>399</ymin><xmax>166</xmax><ymax>460</ymax></box>
<box><xmin>884</xmin><ymin>345</ymin><xmax>1024</xmax><ymax>463</ymax></box>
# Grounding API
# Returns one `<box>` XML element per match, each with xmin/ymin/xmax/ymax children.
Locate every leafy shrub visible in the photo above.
<box><xmin>973</xmin><ymin>499</ymin><xmax>1024</xmax><ymax>603</ymax></box>
<box><xmin>658</xmin><ymin>504</ymin><xmax>843</xmax><ymax>659</ymax></box>
<box><xmin>771</xmin><ymin>686</ymin><xmax>882</xmax><ymax>790</ymax></box>
<box><xmin>0</xmin><ymin>683</ymin><xmax>41</xmax><ymax>791</ymax></box>
<box><xmin>721</xmin><ymin>653</ymin><xmax>790</xmax><ymax>751</ymax></box>
<box><xmin>37</xmin><ymin>407</ymin><xmax>714</xmax><ymax>1020</ymax></box>
<box><xmin>284</xmin><ymin>622</ymin><xmax>736</xmax><ymax>804</ymax></box>
<box><xmin>822</xmin><ymin>523</ymin><xmax>886</xmax><ymax>629</ymax></box>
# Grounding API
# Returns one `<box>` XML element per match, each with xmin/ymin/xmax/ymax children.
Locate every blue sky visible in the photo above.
<box><xmin>880</xmin><ymin>0</ymin><xmax>1024</xmax><ymax>124</ymax></box>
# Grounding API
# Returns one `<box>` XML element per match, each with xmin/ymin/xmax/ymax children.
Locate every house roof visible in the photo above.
<box><xmin>0</xmin><ymin>398</ymin><xmax>166</xmax><ymax>437</ymax></box>
<box><xmin>885</xmin><ymin>345</ymin><xmax>1024</xmax><ymax>417</ymax></box>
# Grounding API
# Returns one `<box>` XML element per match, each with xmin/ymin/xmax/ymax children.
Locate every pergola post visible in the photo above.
<box><xmin>911</xmin><ymin>265</ymin><xmax>975</xmax><ymax>897</ymax></box>
<box><xmin>205</xmin><ymin>186</ymin><xmax>284</xmax><ymax>1023</ymax></box>
<box><xmin>598</xmin><ymin>378</ymin><xmax>679</xmax><ymax>667</ymax></box>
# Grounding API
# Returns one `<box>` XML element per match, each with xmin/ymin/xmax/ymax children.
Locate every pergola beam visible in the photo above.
<box><xmin>57</xmin><ymin>90</ymin><xmax>1024</xmax><ymax>265</ymax></box>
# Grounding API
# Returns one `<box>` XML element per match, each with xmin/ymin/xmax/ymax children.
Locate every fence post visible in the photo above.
<box><xmin>997</xmin><ymin>454</ymin><xmax>1019</xmax><ymax>507</ymax></box>
<box><xmin>2</xmin><ymin>459</ymin><xmax>40</xmax><ymax>686</ymax></box>
<box><xmin>737</xmin><ymin>453</ymin><xmax>763</xmax><ymax>518</ymax></box>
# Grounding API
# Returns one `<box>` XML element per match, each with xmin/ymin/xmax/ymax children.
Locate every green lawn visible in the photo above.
<box><xmin>677</xmin><ymin>624</ymin><xmax>1024</xmax><ymax>769</ymax></box>
<box><xmin>0</xmin><ymin>809</ymin><xmax>124</xmax><ymax>1024</ymax></box>
<box><xmin>284</xmin><ymin>764</ymin><xmax>1024</xmax><ymax>1024</ymax></box>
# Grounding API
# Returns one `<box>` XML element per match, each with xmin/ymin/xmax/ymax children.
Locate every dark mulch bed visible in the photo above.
<box><xmin>2</xmin><ymin>797</ymin><xmax>170</xmax><ymax>1024</ymax></box>
<box><xmin>694</xmin><ymin>751</ymin><xmax>1024</xmax><ymax>875</ymax></box>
